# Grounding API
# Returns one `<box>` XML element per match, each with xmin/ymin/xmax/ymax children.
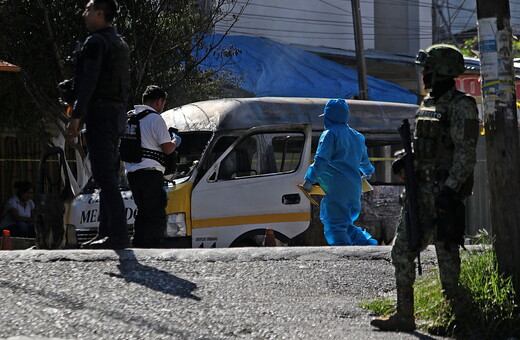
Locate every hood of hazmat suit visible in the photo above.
<box><xmin>304</xmin><ymin>99</ymin><xmax>377</xmax><ymax>245</ymax></box>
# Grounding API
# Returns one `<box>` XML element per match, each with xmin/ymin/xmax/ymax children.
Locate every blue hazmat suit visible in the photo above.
<box><xmin>304</xmin><ymin>99</ymin><xmax>377</xmax><ymax>246</ymax></box>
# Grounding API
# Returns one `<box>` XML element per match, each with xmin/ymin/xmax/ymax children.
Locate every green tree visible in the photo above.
<box><xmin>0</xmin><ymin>0</ymin><xmax>248</xmax><ymax>138</ymax></box>
<box><xmin>460</xmin><ymin>36</ymin><xmax>520</xmax><ymax>58</ymax></box>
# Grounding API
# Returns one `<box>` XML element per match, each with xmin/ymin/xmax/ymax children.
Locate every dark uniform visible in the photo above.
<box><xmin>372</xmin><ymin>44</ymin><xmax>479</xmax><ymax>332</ymax></box>
<box><xmin>72</xmin><ymin>26</ymin><xmax>131</xmax><ymax>248</ymax></box>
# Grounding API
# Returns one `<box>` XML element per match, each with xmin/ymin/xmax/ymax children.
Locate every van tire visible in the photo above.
<box><xmin>230</xmin><ymin>229</ymin><xmax>290</xmax><ymax>247</ymax></box>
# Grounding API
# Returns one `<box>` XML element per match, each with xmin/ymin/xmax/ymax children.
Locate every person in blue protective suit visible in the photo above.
<box><xmin>302</xmin><ymin>99</ymin><xmax>378</xmax><ymax>246</ymax></box>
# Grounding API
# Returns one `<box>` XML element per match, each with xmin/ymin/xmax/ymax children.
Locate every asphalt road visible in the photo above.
<box><xmin>0</xmin><ymin>246</ymin><xmax>451</xmax><ymax>340</ymax></box>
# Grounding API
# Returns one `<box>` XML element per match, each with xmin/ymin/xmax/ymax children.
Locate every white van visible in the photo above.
<box><xmin>158</xmin><ymin>97</ymin><xmax>418</xmax><ymax>248</ymax></box>
<box><xmin>62</xmin><ymin>97</ymin><xmax>417</xmax><ymax>248</ymax></box>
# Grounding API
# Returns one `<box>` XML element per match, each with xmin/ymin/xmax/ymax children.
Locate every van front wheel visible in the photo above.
<box><xmin>229</xmin><ymin>229</ymin><xmax>290</xmax><ymax>247</ymax></box>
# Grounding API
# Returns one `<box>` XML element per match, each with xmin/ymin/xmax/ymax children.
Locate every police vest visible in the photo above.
<box><xmin>119</xmin><ymin>109</ymin><xmax>166</xmax><ymax>165</ymax></box>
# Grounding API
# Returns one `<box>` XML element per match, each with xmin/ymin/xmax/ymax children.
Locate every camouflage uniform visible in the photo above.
<box><xmin>372</xmin><ymin>44</ymin><xmax>479</xmax><ymax>332</ymax></box>
<box><xmin>392</xmin><ymin>87</ymin><xmax>479</xmax><ymax>294</ymax></box>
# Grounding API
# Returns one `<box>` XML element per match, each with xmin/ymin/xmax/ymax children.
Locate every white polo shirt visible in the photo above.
<box><xmin>0</xmin><ymin>196</ymin><xmax>35</xmax><ymax>226</ymax></box>
<box><xmin>124</xmin><ymin>105</ymin><xmax>172</xmax><ymax>173</ymax></box>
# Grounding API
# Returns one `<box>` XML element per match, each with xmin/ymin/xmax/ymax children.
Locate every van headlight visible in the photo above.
<box><xmin>167</xmin><ymin>213</ymin><xmax>187</xmax><ymax>237</ymax></box>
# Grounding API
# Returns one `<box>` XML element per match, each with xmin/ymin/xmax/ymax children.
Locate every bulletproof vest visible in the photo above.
<box><xmin>91</xmin><ymin>29</ymin><xmax>130</xmax><ymax>103</ymax></box>
<box><xmin>413</xmin><ymin>90</ymin><xmax>475</xmax><ymax>198</ymax></box>
<box><xmin>119</xmin><ymin>109</ymin><xmax>166</xmax><ymax>166</ymax></box>
<box><xmin>413</xmin><ymin>91</ymin><xmax>466</xmax><ymax>167</ymax></box>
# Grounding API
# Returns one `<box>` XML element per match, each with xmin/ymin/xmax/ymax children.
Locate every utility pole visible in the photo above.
<box><xmin>476</xmin><ymin>0</ymin><xmax>520</xmax><ymax>294</ymax></box>
<box><xmin>351</xmin><ymin>0</ymin><xmax>368</xmax><ymax>100</ymax></box>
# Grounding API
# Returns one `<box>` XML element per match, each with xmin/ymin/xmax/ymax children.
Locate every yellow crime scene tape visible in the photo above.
<box><xmin>369</xmin><ymin>157</ymin><xmax>394</xmax><ymax>161</ymax></box>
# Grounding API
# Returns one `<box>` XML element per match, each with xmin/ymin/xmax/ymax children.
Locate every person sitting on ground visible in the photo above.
<box><xmin>0</xmin><ymin>181</ymin><xmax>36</xmax><ymax>238</ymax></box>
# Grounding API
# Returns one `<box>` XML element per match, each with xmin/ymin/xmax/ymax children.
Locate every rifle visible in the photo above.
<box><xmin>398</xmin><ymin>119</ymin><xmax>423</xmax><ymax>275</ymax></box>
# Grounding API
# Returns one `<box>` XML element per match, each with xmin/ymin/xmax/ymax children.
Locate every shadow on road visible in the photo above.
<box><xmin>371</xmin><ymin>329</ymin><xmax>445</xmax><ymax>339</ymax></box>
<box><xmin>106</xmin><ymin>249</ymin><xmax>201</xmax><ymax>301</ymax></box>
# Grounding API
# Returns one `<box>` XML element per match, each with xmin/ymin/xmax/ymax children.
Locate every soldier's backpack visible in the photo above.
<box><xmin>119</xmin><ymin>109</ymin><xmax>156</xmax><ymax>163</ymax></box>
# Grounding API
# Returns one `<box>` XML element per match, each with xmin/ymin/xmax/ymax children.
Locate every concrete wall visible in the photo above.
<box><xmin>374</xmin><ymin>0</ymin><xmax>432</xmax><ymax>54</ymax></box>
<box><xmin>215</xmin><ymin>0</ymin><xmax>432</xmax><ymax>56</ymax></box>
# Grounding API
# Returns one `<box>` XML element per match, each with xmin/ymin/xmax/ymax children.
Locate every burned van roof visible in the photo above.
<box><xmin>162</xmin><ymin>97</ymin><xmax>418</xmax><ymax>140</ymax></box>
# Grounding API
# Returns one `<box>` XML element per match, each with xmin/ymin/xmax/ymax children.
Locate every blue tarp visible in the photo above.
<box><xmin>198</xmin><ymin>34</ymin><xmax>417</xmax><ymax>104</ymax></box>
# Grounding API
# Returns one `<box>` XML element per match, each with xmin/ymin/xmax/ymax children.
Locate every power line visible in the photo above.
<box><xmin>226</xmin><ymin>0</ymin><xmax>520</xmax><ymax>44</ymax></box>
<box><xmin>214</xmin><ymin>27</ymin><xmax>435</xmax><ymax>40</ymax></box>
<box><xmin>237</xmin><ymin>0</ymin><xmax>477</xmax><ymax>13</ymax></box>
<box><xmin>235</xmin><ymin>8</ymin><xmax>442</xmax><ymax>28</ymax></box>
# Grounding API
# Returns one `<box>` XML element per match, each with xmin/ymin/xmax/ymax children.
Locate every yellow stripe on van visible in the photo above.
<box><xmin>192</xmin><ymin>212</ymin><xmax>311</xmax><ymax>229</ymax></box>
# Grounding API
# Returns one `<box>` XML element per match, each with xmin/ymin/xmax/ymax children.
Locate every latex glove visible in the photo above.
<box><xmin>172</xmin><ymin>134</ymin><xmax>182</xmax><ymax>147</ymax></box>
<box><xmin>435</xmin><ymin>187</ymin><xmax>456</xmax><ymax>211</ymax></box>
<box><xmin>302</xmin><ymin>180</ymin><xmax>313</xmax><ymax>192</ymax></box>
<box><xmin>361</xmin><ymin>174</ymin><xmax>372</xmax><ymax>181</ymax></box>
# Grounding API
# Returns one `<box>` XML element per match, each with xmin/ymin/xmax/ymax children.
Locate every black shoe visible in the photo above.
<box><xmin>87</xmin><ymin>237</ymin><xmax>131</xmax><ymax>250</ymax></box>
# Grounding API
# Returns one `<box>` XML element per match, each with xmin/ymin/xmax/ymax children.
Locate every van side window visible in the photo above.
<box><xmin>311</xmin><ymin>135</ymin><xmax>404</xmax><ymax>185</ymax></box>
<box><xmin>272</xmin><ymin>134</ymin><xmax>304</xmax><ymax>173</ymax></box>
<box><xmin>366</xmin><ymin>142</ymin><xmax>404</xmax><ymax>184</ymax></box>
<box><xmin>217</xmin><ymin>132</ymin><xmax>305</xmax><ymax>181</ymax></box>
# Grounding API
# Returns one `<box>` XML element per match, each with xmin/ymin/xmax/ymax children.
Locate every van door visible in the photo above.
<box><xmin>190</xmin><ymin>124</ymin><xmax>313</xmax><ymax>247</ymax></box>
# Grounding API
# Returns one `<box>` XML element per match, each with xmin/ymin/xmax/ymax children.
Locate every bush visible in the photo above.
<box><xmin>362</xmin><ymin>231</ymin><xmax>520</xmax><ymax>338</ymax></box>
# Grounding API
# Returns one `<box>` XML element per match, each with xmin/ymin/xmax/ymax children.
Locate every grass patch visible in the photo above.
<box><xmin>360</xmin><ymin>295</ymin><xmax>394</xmax><ymax>317</ymax></box>
<box><xmin>362</xmin><ymin>232</ymin><xmax>520</xmax><ymax>339</ymax></box>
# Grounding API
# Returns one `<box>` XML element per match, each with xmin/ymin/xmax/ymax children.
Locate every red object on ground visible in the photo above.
<box><xmin>1</xmin><ymin>230</ymin><xmax>13</xmax><ymax>250</ymax></box>
<box><xmin>264</xmin><ymin>228</ymin><xmax>276</xmax><ymax>247</ymax></box>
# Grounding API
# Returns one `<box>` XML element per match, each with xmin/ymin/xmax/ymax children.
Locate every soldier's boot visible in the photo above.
<box><xmin>370</xmin><ymin>286</ymin><xmax>416</xmax><ymax>332</ymax></box>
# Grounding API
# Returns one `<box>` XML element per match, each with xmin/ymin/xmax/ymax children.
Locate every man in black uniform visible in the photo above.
<box><xmin>67</xmin><ymin>0</ymin><xmax>131</xmax><ymax>249</ymax></box>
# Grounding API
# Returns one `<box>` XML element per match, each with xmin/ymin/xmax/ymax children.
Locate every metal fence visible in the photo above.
<box><xmin>0</xmin><ymin>136</ymin><xmax>72</xmax><ymax>207</ymax></box>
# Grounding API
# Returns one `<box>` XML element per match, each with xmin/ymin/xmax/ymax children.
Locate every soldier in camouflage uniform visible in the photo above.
<box><xmin>371</xmin><ymin>44</ymin><xmax>479</xmax><ymax>332</ymax></box>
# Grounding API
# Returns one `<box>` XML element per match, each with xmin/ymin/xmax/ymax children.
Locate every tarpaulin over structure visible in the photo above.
<box><xmin>197</xmin><ymin>34</ymin><xmax>417</xmax><ymax>104</ymax></box>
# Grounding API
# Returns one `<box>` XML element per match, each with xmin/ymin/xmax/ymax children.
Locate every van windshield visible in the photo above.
<box><xmin>172</xmin><ymin>131</ymin><xmax>213</xmax><ymax>179</ymax></box>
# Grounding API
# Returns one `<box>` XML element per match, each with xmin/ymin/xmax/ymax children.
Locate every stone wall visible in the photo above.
<box><xmin>291</xmin><ymin>185</ymin><xmax>403</xmax><ymax>246</ymax></box>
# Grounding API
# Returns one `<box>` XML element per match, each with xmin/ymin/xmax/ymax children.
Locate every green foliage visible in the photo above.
<box><xmin>460</xmin><ymin>36</ymin><xmax>520</xmax><ymax>59</ymax></box>
<box><xmin>460</xmin><ymin>37</ymin><xmax>479</xmax><ymax>58</ymax></box>
<box><xmin>359</xmin><ymin>296</ymin><xmax>394</xmax><ymax>317</ymax></box>
<box><xmin>457</xmin><ymin>231</ymin><xmax>519</xmax><ymax>338</ymax></box>
<box><xmin>363</xmin><ymin>233</ymin><xmax>519</xmax><ymax>338</ymax></box>
<box><xmin>0</xmin><ymin>0</ymin><xmax>247</xmax><ymax>136</ymax></box>
<box><xmin>414</xmin><ymin>269</ymin><xmax>455</xmax><ymax>329</ymax></box>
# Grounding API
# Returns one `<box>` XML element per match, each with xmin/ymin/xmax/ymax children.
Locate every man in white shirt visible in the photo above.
<box><xmin>0</xmin><ymin>181</ymin><xmax>36</xmax><ymax>238</ymax></box>
<box><xmin>124</xmin><ymin>85</ymin><xmax>180</xmax><ymax>247</ymax></box>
